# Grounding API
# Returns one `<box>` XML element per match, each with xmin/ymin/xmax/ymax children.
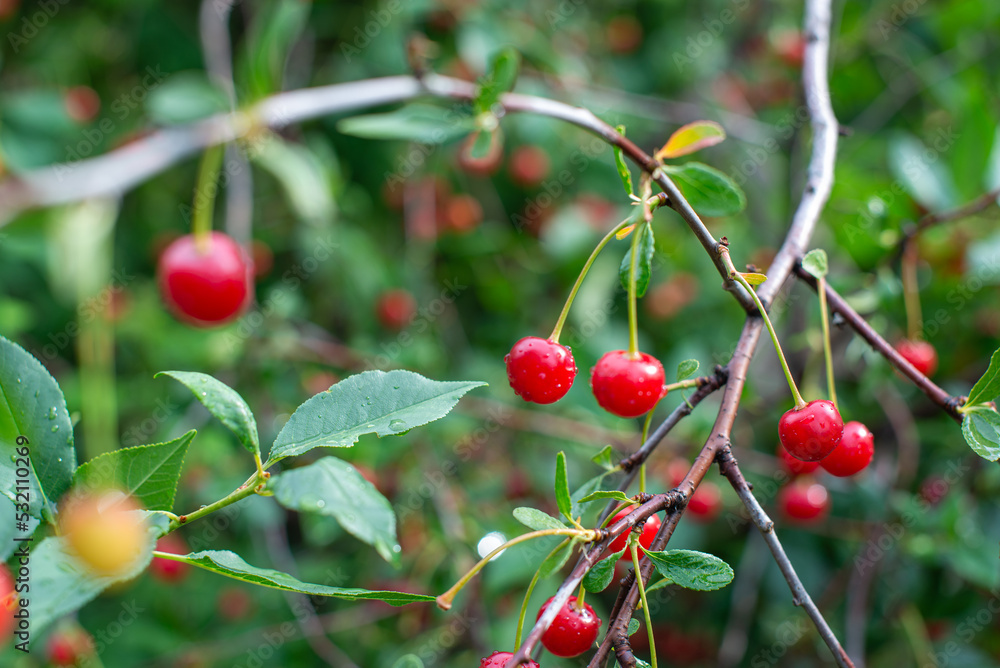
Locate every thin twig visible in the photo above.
<box><xmin>892</xmin><ymin>185</ymin><xmax>1000</xmax><ymax>262</ymax></box>
<box><xmin>794</xmin><ymin>267</ymin><xmax>963</xmax><ymax>421</ymax></box>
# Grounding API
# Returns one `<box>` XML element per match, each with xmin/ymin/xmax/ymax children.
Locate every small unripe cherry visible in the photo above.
<box><xmin>820</xmin><ymin>421</ymin><xmax>874</xmax><ymax>477</ymax></box>
<box><xmin>778</xmin><ymin>400</ymin><xmax>843</xmax><ymax>462</ymax></box>
<box><xmin>505</xmin><ymin>336</ymin><xmax>577</xmax><ymax>404</ymax></box>
<box><xmin>537</xmin><ymin>595</ymin><xmax>602</xmax><ymax>658</ymax></box>
<box><xmin>778</xmin><ymin>480</ymin><xmax>830</xmax><ymax>523</ymax></box>
<box><xmin>60</xmin><ymin>492</ymin><xmax>147</xmax><ymax>576</ymax></box>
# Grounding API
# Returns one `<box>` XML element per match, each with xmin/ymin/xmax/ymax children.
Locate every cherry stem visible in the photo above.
<box><xmin>902</xmin><ymin>240</ymin><xmax>922</xmax><ymax>341</ymax></box>
<box><xmin>514</xmin><ymin>538</ymin><xmax>569</xmax><ymax>649</ymax></box>
<box><xmin>627</xmin><ymin>221</ymin><xmax>644</xmax><ymax>356</ymax></box>
<box><xmin>630</xmin><ymin>542</ymin><xmax>658</xmax><ymax>668</ymax></box>
<box><xmin>638</xmin><ymin>409</ymin><xmax>656</xmax><ymax>495</ymax></box>
<box><xmin>167</xmin><ymin>468</ymin><xmax>263</xmax><ymax>534</ymax></box>
<box><xmin>721</xmin><ymin>247</ymin><xmax>807</xmax><ymax>408</ymax></box>
<box><xmin>549</xmin><ymin>220</ymin><xmax>629</xmax><ymax>343</ymax></box>
<box><xmin>663</xmin><ymin>378</ymin><xmax>701</xmax><ymax>393</ymax></box>
<box><xmin>191</xmin><ymin>144</ymin><xmax>225</xmax><ymax>252</ymax></box>
<box><xmin>436</xmin><ymin>528</ymin><xmax>594</xmax><ymax>610</ymax></box>
<box><xmin>817</xmin><ymin>276</ymin><xmax>838</xmax><ymax>411</ymax></box>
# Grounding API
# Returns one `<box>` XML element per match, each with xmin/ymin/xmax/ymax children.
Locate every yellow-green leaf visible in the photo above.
<box><xmin>656</xmin><ymin>121</ymin><xmax>726</xmax><ymax>160</ymax></box>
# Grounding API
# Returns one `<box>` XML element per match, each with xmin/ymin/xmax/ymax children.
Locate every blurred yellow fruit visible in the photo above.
<box><xmin>60</xmin><ymin>492</ymin><xmax>146</xmax><ymax>576</ymax></box>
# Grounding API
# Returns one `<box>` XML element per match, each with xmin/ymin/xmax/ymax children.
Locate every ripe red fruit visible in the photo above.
<box><xmin>0</xmin><ymin>564</ymin><xmax>15</xmax><ymax>642</ymax></box>
<box><xmin>778</xmin><ymin>400</ymin><xmax>843</xmax><ymax>462</ymax></box>
<box><xmin>442</xmin><ymin>193</ymin><xmax>483</xmax><ymax>233</ymax></box>
<box><xmin>820</xmin><ymin>421</ymin><xmax>874</xmax><ymax>477</ymax></box>
<box><xmin>687</xmin><ymin>482</ymin><xmax>722</xmax><ymax>522</ymax></box>
<box><xmin>537</xmin><ymin>595</ymin><xmax>602</xmax><ymax>658</ymax></box>
<box><xmin>778</xmin><ymin>480</ymin><xmax>830</xmax><ymax>522</ymax></box>
<box><xmin>376</xmin><ymin>289</ymin><xmax>417</xmax><ymax>330</ymax></box>
<box><xmin>508</xmin><ymin>145</ymin><xmax>550</xmax><ymax>188</ymax></box>
<box><xmin>896</xmin><ymin>339</ymin><xmax>938</xmax><ymax>377</ymax></box>
<box><xmin>778</xmin><ymin>444</ymin><xmax>820</xmax><ymax>476</ymax></box>
<box><xmin>607</xmin><ymin>508</ymin><xmax>661</xmax><ymax>557</ymax></box>
<box><xmin>217</xmin><ymin>587</ymin><xmax>254</xmax><ymax>621</ymax></box>
<box><xmin>479</xmin><ymin>651</ymin><xmax>540</xmax><ymax>668</ymax></box>
<box><xmin>158</xmin><ymin>232</ymin><xmax>253</xmax><ymax>326</ymax></box>
<box><xmin>47</xmin><ymin>628</ymin><xmax>94</xmax><ymax>667</ymax></box>
<box><xmin>590</xmin><ymin>350</ymin><xmax>666</xmax><ymax>418</ymax></box>
<box><xmin>150</xmin><ymin>533</ymin><xmax>189</xmax><ymax>583</ymax></box>
<box><xmin>505</xmin><ymin>337</ymin><xmax>577</xmax><ymax>404</ymax></box>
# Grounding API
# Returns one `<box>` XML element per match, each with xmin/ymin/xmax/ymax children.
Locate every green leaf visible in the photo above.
<box><xmin>583</xmin><ymin>551</ymin><xmax>624</xmax><ymax>593</ymax></box>
<box><xmin>643</xmin><ymin>549</ymin><xmax>734</xmax><ymax>591</ymax></box>
<box><xmin>267</xmin><ymin>370</ymin><xmax>485</xmax><ymax>465</ymax></box>
<box><xmin>27</xmin><ymin>518</ymin><xmax>158</xmax><ymax>641</ymax></box>
<box><xmin>538</xmin><ymin>539</ymin><xmax>575</xmax><ymax>579</ymax></box>
<box><xmin>73</xmin><ymin>431</ymin><xmax>195</xmax><ymax>512</ymax></box>
<box><xmin>337</xmin><ymin>104</ymin><xmax>476</xmax><ymax>143</ymax></box>
<box><xmin>469</xmin><ymin>128</ymin><xmax>497</xmax><ymax>159</ymax></box>
<box><xmin>801</xmin><ymin>249</ymin><xmax>829</xmax><ymax>279</ymax></box>
<box><xmin>888</xmin><ymin>132</ymin><xmax>958</xmax><ymax>211</ymax></box>
<box><xmin>740</xmin><ymin>272</ymin><xmax>767</xmax><ymax>286</ymax></box>
<box><xmin>162</xmin><ymin>550</ymin><xmax>433</xmax><ymax>606</ymax></box>
<box><xmin>269</xmin><ymin>457</ymin><xmax>400</xmax><ymax>565</ymax></box>
<box><xmin>966</xmin><ymin>347</ymin><xmax>1000</xmax><ymax>408</ymax></box>
<box><xmin>656</xmin><ymin>120</ymin><xmax>726</xmax><ymax>159</ymax></box>
<box><xmin>961</xmin><ymin>408</ymin><xmax>1000</xmax><ymax>461</ymax></box>
<box><xmin>613</xmin><ymin>125</ymin><xmax>635</xmax><ymax>197</ymax></box>
<box><xmin>252</xmin><ymin>135</ymin><xmax>336</xmax><ymax>226</ymax></box>
<box><xmin>157</xmin><ymin>371</ymin><xmax>258</xmax><ymax>458</ymax></box>
<box><xmin>619</xmin><ymin>223</ymin><xmax>655</xmax><ymax>298</ymax></box>
<box><xmin>243</xmin><ymin>0</ymin><xmax>311</xmax><ymax>99</ymax></box>
<box><xmin>643</xmin><ymin>576</ymin><xmax>672</xmax><ymax>594</ymax></box>
<box><xmin>146</xmin><ymin>72</ymin><xmax>229</xmax><ymax>125</ymax></box>
<box><xmin>627</xmin><ymin>618</ymin><xmax>641</xmax><ymax>636</ymax></box>
<box><xmin>0</xmin><ymin>335</ymin><xmax>75</xmax><ymax>521</ymax></box>
<box><xmin>555</xmin><ymin>451</ymin><xmax>572</xmax><ymax>521</ymax></box>
<box><xmin>662</xmin><ymin>162</ymin><xmax>747</xmax><ymax>217</ymax></box>
<box><xmin>513</xmin><ymin>507</ymin><xmax>566</xmax><ymax>532</ymax></box>
<box><xmin>591</xmin><ymin>445</ymin><xmax>617</xmax><ymax>471</ymax></box>
<box><xmin>570</xmin><ymin>471</ymin><xmax>613</xmax><ymax>520</ymax></box>
<box><xmin>676</xmin><ymin>359</ymin><xmax>700</xmax><ymax>382</ymax></box>
<box><xmin>392</xmin><ymin>656</ymin><xmax>425</xmax><ymax>668</ymax></box>
<box><xmin>475</xmin><ymin>47</ymin><xmax>520</xmax><ymax>114</ymax></box>
<box><xmin>577</xmin><ymin>490</ymin><xmax>633</xmax><ymax>505</ymax></box>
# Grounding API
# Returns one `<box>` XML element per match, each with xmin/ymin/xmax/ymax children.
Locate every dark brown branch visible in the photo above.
<box><xmin>793</xmin><ymin>266</ymin><xmax>963</xmax><ymax>422</ymax></box>
<box><xmin>716</xmin><ymin>446</ymin><xmax>855</xmax><ymax>667</ymax></box>
<box><xmin>895</xmin><ymin>186</ymin><xmax>1000</xmax><ymax>258</ymax></box>
<box><xmin>612</xmin><ymin>635</ymin><xmax>638</xmax><ymax>668</ymax></box>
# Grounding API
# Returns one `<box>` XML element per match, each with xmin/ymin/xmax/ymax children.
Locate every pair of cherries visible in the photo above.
<box><xmin>504</xmin><ymin>337</ymin><xmax>665</xmax><ymax>418</ymax></box>
<box><xmin>778</xmin><ymin>400</ymin><xmax>874</xmax><ymax>477</ymax></box>
<box><xmin>479</xmin><ymin>594</ymin><xmax>602</xmax><ymax>666</ymax></box>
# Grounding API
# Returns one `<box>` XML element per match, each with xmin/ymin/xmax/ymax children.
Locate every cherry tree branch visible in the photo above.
<box><xmin>894</xmin><ymin>185</ymin><xmax>1000</xmax><ymax>258</ymax></box>
<box><xmin>793</xmin><ymin>266</ymin><xmax>963</xmax><ymax>421</ymax></box>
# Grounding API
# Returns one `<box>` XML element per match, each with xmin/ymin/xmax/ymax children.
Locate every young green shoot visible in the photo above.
<box><xmin>631</xmin><ymin>542</ymin><xmax>658</xmax><ymax>668</ymax></box>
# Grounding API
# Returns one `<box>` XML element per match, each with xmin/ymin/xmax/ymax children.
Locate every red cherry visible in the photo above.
<box><xmin>820</xmin><ymin>421</ymin><xmax>874</xmax><ymax>477</ymax></box>
<box><xmin>0</xmin><ymin>564</ymin><xmax>15</xmax><ymax>642</ymax></box>
<box><xmin>217</xmin><ymin>587</ymin><xmax>254</xmax><ymax>621</ymax></box>
<box><xmin>896</xmin><ymin>339</ymin><xmax>938</xmax><ymax>377</ymax></box>
<box><xmin>590</xmin><ymin>350</ymin><xmax>666</xmax><ymax>418</ymax></box>
<box><xmin>505</xmin><ymin>337</ymin><xmax>577</xmax><ymax>404</ymax></box>
<box><xmin>777</xmin><ymin>444</ymin><xmax>820</xmax><ymax>476</ymax></box>
<box><xmin>778</xmin><ymin>400</ymin><xmax>843</xmax><ymax>462</ymax></box>
<box><xmin>478</xmin><ymin>651</ymin><xmax>540</xmax><ymax>668</ymax></box>
<box><xmin>537</xmin><ymin>595</ymin><xmax>602</xmax><ymax>658</ymax></box>
<box><xmin>158</xmin><ymin>232</ymin><xmax>252</xmax><ymax>326</ymax></box>
<box><xmin>607</xmin><ymin>508</ymin><xmax>661</xmax><ymax>558</ymax></box>
<box><xmin>376</xmin><ymin>289</ymin><xmax>417</xmax><ymax>330</ymax></box>
<box><xmin>508</xmin><ymin>145</ymin><xmax>550</xmax><ymax>188</ymax></box>
<box><xmin>47</xmin><ymin>628</ymin><xmax>93</xmax><ymax>667</ymax></box>
<box><xmin>150</xmin><ymin>534</ymin><xmax>190</xmax><ymax>583</ymax></box>
<box><xmin>687</xmin><ymin>482</ymin><xmax>722</xmax><ymax>522</ymax></box>
<box><xmin>778</xmin><ymin>480</ymin><xmax>830</xmax><ymax>522</ymax></box>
